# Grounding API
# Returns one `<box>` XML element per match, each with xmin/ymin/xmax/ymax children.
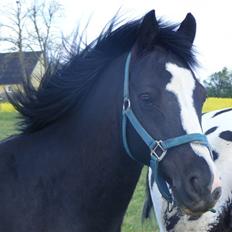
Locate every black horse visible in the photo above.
<box><xmin>0</xmin><ymin>10</ymin><xmax>220</xmax><ymax>231</ymax></box>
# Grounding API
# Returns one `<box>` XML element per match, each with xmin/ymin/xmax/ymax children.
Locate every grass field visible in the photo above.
<box><xmin>0</xmin><ymin>98</ymin><xmax>231</xmax><ymax>231</ymax></box>
<box><xmin>0</xmin><ymin>112</ymin><xmax>19</xmax><ymax>140</ymax></box>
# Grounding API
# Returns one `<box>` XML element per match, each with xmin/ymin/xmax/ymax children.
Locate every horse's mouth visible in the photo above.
<box><xmin>181</xmin><ymin>207</ymin><xmax>203</xmax><ymax>216</ymax></box>
<box><xmin>171</xmin><ymin>197</ymin><xmax>204</xmax><ymax>217</ymax></box>
<box><xmin>171</xmin><ymin>187</ymin><xmax>216</xmax><ymax>218</ymax></box>
<box><xmin>188</xmin><ymin>214</ymin><xmax>202</xmax><ymax>220</ymax></box>
<box><xmin>167</xmin><ymin>202</ymin><xmax>203</xmax><ymax>219</ymax></box>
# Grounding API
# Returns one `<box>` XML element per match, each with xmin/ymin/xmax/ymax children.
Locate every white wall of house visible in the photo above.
<box><xmin>31</xmin><ymin>53</ymin><xmax>45</xmax><ymax>88</ymax></box>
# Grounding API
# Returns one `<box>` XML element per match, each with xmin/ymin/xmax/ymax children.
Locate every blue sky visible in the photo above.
<box><xmin>1</xmin><ymin>0</ymin><xmax>232</xmax><ymax>79</ymax></box>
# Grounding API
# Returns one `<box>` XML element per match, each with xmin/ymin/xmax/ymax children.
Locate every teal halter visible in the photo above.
<box><xmin>122</xmin><ymin>52</ymin><xmax>212</xmax><ymax>203</ymax></box>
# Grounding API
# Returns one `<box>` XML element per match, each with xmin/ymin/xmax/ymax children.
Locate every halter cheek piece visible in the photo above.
<box><xmin>122</xmin><ymin>52</ymin><xmax>212</xmax><ymax>203</ymax></box>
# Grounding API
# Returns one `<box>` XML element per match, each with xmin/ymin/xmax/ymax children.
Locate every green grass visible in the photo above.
<box><xmin>0</xmin><ymin>112</ymin><xmax>19</xmax><ymax>140</ymax></box>
<box><xmin>0</xmin><ymin>112</ymin><xmax>158</xmax><ymax>232</ymax></box>
<box><xmin>122</xmin><ymin>169</ymin><xmax>158</xmax><ymax>232</ymax></box>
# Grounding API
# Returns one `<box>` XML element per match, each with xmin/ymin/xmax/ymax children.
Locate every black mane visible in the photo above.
<box><xmin>9</xmin><ymin>14</ymin><xmax>197</xmax><ymax>133</ymax></box>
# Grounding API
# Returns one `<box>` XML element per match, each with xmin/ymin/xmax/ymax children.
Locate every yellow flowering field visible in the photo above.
<box><xmin>203</xmin><ymin>97</ymin><xmax>232</xmax><ymax>112</ymax></box>
<box><xmin>0</xmin><ymin>103</ymin><xmax>16</xmax><ymax>112</ymax></box>
<box><xmin>0</xmin><ymin>98</ymin><xmax>232</xmax><ymax>113</ymax></box>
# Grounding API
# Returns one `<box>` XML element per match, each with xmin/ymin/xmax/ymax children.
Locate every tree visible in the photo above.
<box><xmin>27</xmin><ymin>0</ymin><xmax>63</xmax><ymax>70</ymax></box>
<box><xmin>204</xmin><ymin>67</ymin><xmax>232</xmax><ymax>98</ymax></box>
<box><xmin>0</xmin><ymin>0</ymin><xmax>63</xmax><ymax>77</ymax></box>
<box><xmin>0</xmin><ymin>0</ymin><xmax>28</xmax><ymax>78</ymax></box>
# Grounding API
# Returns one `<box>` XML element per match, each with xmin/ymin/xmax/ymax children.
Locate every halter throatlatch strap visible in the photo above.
<box><xmin>122</xmin><ymin>52</ymin><xmax>212</xmax><ymax>203</ymax></box>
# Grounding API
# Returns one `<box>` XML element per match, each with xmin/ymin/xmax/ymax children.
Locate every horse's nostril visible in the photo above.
<box><xmin>212</xmin><ymin>187</ymin><xmax>222</xmax><ymax>201</ymax></box>
<box><xmin>190</xmin><ymin>176</ymin><xmax>201</xmax><ymax>193</ymax></box>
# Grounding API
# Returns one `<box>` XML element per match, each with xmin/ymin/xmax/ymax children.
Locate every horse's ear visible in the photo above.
<box><xmin>177</xmin><ymin>13</ymin><xmax>196</xmax><ymax>45</ymax></box>
<box><xmin>133</xmin><ymin>10</ymin><xmax>159</xmax><ymax>56</ymax></box>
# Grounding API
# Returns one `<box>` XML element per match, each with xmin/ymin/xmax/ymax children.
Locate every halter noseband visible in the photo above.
<box><xmin>122</xmin><ymin>52</ymin><xmax>212</xmax><ymax>203</ymax></box>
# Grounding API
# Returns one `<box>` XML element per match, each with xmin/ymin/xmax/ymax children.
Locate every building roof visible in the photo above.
<box><xmin>0</xmin><ymin>51</ymin><xmax>42</xmax><ymax>85</ymax></box>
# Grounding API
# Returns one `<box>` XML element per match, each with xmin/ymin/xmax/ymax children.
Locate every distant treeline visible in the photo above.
<box><xmin>204</xmin><ymin>67</ymin><xmax>232</xmax><ymax>98</ymax></box>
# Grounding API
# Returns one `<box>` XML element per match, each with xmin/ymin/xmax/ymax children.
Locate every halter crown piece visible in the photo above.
<box><xmin>122</xmin><ymin>52</ymin><xmax>212</xmax><ymax>203</ymax></box>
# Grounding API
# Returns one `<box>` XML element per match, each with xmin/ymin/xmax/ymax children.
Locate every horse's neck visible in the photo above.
<box><xmin>0</xmin><ymin>55</ymin><xmax>142</xmax><ymax>231</ymax></box>
<box><xmin>65</xmin><ymin>55</ymin><xmax>143</xmax><ymax>230</ymax></box>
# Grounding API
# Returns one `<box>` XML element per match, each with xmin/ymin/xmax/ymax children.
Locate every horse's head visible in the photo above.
<box><xmin>123</xmin><ymin>10</ymin><xmax>221</xmax><ymax>216</ymax></box>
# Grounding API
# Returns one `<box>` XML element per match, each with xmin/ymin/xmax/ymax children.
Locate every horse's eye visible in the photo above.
<box><xmin>140</xmin><ymin>93</ymin><xmax>154</xmax><ymax>106</ymax></box>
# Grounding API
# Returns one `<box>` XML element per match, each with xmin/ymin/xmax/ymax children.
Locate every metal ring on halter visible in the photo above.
<box><xmin>123</xmin><ymin>98</ymin><xmax>131</xmax><ymax>111</ymax></box>
<box><xmin>150</xmin><ymin>140</ymin><xmax>167</xmax><ymax>161</ymax></box>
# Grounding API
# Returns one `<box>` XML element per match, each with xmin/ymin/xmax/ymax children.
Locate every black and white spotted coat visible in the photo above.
<box><xmin>148</xmin><ymin>108</ymin><xmax>232</xmax><ymax>232</ymax></box>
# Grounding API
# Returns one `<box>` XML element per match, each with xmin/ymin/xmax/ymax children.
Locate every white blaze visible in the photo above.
<box><xmin>165</xmin><ymin>63</ymin><xmax>220</xmax><ymax>191</ymax></box>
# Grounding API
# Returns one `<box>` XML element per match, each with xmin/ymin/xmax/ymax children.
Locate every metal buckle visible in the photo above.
<box><xmin>150</xmin><ymin>140</ymin><xmax>167</xmax><ymax>161</ymax></box>
<box><xmin>123</xmin><ymin>98</ymin><xmax>131</xmax><ymax>111</ymax></box>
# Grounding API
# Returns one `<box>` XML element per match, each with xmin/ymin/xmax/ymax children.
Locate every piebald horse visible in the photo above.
<box><xmin>146</xmin><ymin>108</ymin><xmax>232</xmax><ymax>231</ymax></box>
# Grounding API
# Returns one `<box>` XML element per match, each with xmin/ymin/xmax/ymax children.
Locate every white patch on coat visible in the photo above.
<box><xmin>148</xmin><ymin>168</ymin><xmax>166</xmax><ymax>232</ymax></box>
<box><xmin>149</xmin><ymin>109</ymin><xmax>232</xmax><ymax>231</ymax></box>
<box><xmin>165</xmin><ymin>63</ymin><xmax>220</xmax><ymax>191</ymax></box>
<box><xmin>203</xmin><ymin>109</ymin><xmax>232</xmax><ymax>206</ymax></box>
